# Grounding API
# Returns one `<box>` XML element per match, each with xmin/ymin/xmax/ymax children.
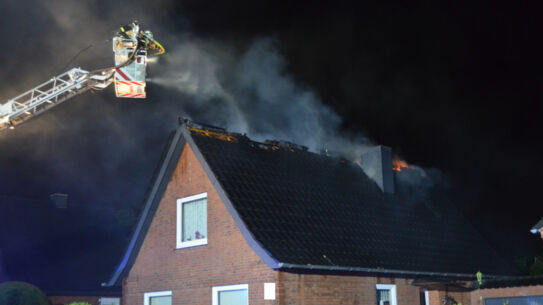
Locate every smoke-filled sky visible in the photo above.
<box><xmin>0</xmin><ymin>0</ymin><xmax>541</xmax><ymax>288</ymax></box>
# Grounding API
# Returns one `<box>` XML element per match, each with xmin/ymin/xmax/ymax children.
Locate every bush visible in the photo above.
<box><xmin>67</xmin><ymin>303</ymin><xmax>92</xmax><ymax>305</ymax></box>
<box><xmin>0</xmin><ymin>281</ymin><xmax>51</xmax><ymax>305</ymax></box>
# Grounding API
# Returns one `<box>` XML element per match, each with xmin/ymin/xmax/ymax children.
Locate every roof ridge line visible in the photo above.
<box><xmin>180</xmin><ymin>122</ymin><xmax>281</xmax><ymax>269</ymax></box>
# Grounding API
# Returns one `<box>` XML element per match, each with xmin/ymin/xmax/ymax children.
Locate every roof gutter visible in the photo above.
<box><xmin>277</xmin><ymin>263</ymin><xmax>504</xmax><ymax>280</ymax></box>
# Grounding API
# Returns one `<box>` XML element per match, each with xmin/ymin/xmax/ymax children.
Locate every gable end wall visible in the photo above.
<box><xmin>122</xmin><ymin>143</ymin><xmax>278</xmax><ymax>305</ymax></box>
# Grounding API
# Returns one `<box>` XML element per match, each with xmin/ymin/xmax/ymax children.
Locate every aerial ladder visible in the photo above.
<box><xmin>0</xmin><ymin>21</ymin><xmax>164</xmax><ymax>132</ymax></box>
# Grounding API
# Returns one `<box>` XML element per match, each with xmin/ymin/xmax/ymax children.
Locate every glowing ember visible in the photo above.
<box><xmin>392</xmin><ymin>159</ymin><xmax>408</xmax><ymax>172</ymax></box>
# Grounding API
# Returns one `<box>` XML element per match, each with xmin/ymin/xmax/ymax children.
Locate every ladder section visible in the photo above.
<box><xmin>0</xmin><ymin>68</ymin><xmax>92</xmax><ymax>131</ymax></box>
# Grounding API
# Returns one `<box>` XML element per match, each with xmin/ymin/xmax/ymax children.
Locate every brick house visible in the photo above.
<box><xmin>104</xmin><ymin>119</ymin><xmax>519</xmax><ymax>305</ymax></box>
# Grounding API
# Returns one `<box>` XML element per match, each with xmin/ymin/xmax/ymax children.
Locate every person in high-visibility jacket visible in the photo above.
<box><xmin>118</xmin><ymin>21</ymin><xmax>165</xmax><ymax>56</ymax></box>
<box><xmin>140</xmin><ymin>30</ymin><xmax>165</xmax><ymax>56</ymax></box>
<box><xmin>119</xmin><ymin>21</ymin><xmax>139</xmax><ymax>40</ymax></box>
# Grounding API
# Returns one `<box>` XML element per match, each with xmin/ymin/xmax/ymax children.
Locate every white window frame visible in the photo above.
<box><xmin>212</xmin><ymin>284</ymin><xmax>249</xmax><ymax>305</ymax></box>
<box><xmin>176</xmin><ymin>192</ymin><xmax>208</xmax><ymax>249</ymax></box>
<box><xmin>143</xmin><ymin>290</ymin><xmax>172</xmax><ymax>305</ymax></box>
<box><xmin>376</xmin><ymin>284</ymin><xmax>397</xmax><ymax>305</ymax></box>
<box><xmin>424</xmin><ymin>290</ymin><xmax>430</xmax><ymax>305</ymax></box>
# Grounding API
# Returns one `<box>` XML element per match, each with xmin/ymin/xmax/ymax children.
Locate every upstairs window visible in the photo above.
<box><xmin>176</xmin><ymin>192</ymin><xmax>207</xmax><ymax>249</ymax></box>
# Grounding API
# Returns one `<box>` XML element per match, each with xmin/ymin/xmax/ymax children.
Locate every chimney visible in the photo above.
<box><xmin>360</xmin><ymin>146</ymin><xmax>395</xmax><ymax>193</ymax></box>
<box><xmin>50</xmin><ymin>193</ymin><xmax>68</xmax><ymax>209</ymax></box>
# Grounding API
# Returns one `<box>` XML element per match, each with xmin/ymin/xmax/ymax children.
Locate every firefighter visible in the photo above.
<box><xmin>119</xmin><ymin>21</ymin><xmax>139</xmax><ymax>40</ymax></box>
<box><xmin>140</xmin><ymin>30</ymin><xmax>165</xmax><ymax>56</ymax></box>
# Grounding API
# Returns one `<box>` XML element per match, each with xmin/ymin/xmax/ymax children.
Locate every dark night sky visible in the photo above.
<box><xmin>0</xmin><ymin>0</ymin><xmax>541</xmax><ymax>289</ymax></box>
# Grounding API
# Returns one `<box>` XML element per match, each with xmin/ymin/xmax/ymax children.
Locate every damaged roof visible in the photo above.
<box><xmin>108</xmin><ymin>119</ymin><xmax>520</xmax><ymax>285</ymax></box>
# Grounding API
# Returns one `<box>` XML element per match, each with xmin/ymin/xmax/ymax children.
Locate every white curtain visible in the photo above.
<box><xmin>182</xmin><ymin>198</ymin><xmax>207</xmax><ymax>241</ymax></box>
<box><xmin>377</xmin><ymin>289</ymin><xmax>390</xmax><ymax>305</ymax></box>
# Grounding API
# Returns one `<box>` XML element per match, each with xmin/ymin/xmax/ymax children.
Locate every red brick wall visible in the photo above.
<box><xmin>123</xmin><ymin>143</ymin><xmax>278</xmax><ymax>305</ymax></box>
<box><xmin>48</xmin><ymin>295</ymin><xmax>99</xmax><ymax>305</ymax></box>
<box><xmin>277</xmin><ymin>273</ymin><xmax>424</xmax><ymax>305</ymax></box>
<box><xmin>471</xmin><ymin>285</ymin><xmax>543</xmax><ymax>305</ymax></box>
<box><xmin>427</xmin><ymin>290</ymin><xmax>440</xmax><ymax>305</ymax></box>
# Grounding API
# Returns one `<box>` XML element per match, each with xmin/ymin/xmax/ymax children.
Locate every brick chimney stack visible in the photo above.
<box><xmin>360</xmin><ymin>146</ymin><xmax>395</xmax><ymax>193</ymax></box>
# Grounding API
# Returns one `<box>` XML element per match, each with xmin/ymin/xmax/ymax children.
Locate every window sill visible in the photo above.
<box><xmin>176</xmin><ymin>238</ymin><xmax>207</xmax><ymax>249</ymax></box>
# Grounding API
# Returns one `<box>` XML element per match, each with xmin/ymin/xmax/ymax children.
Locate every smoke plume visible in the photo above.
<box><xmin>148</xmin><ymin>34</ymin><xmax>442</xmax><ymax>193</ymax></box>
<box><xmin>147</xmin><ymin>34</ymin><xmax>443</xmax><ymax>196</ymax></box>
<box><xmin>0</xmin><ymin>0</ymin><xmax>438</xmax><ymax>199</ymax></box>
<box><xmin>150</xmin><ymin>37</ymin><xmax>373</xmax><ymax>160</ymax></box>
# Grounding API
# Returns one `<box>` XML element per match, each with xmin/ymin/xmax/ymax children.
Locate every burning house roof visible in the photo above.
<box><xmin>108</xmin><ymin>119</ymin><xmax>520</xmax><ymax>285</ymax></box>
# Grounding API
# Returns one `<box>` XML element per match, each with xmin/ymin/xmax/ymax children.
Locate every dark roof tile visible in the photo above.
<box><xmin>188</xmin><ymin>125</ymin><xmax>520</xmax><ymax>277</ymax></box>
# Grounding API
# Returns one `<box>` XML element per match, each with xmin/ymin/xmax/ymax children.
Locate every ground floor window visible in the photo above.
<box><xmin>376</xmin><ymin>284</ymin><xmax>397</xmax><ymax>305</ymax></box>
<box><xmin>212</xmin><ymin>284</ymin><xmax>248</xmax><ymax>305</ymax></box>
<box><xmin>144</xmin><ymin>290</ymin><xmax>172</xmax><ymax>305</ymax></box>
<box><xmin>99</xmin><ymin>298</ymin><xmax>120</xmax><ymax>305</ymax></box>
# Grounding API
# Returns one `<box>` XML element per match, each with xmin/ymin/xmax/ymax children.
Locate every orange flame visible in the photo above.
<box><xmin>392</xmin><ymin>159</ymin><xmax>408</xmax><ymax>172</ymax></box>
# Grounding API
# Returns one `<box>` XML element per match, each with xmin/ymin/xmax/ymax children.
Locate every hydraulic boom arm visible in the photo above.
<box><xmin>0</xmin><ymin>68</ymin><xmax>113</xmax><ymax>131</ymax></box>
<box><xmin>0</xmin><ymin>20</ymin><xmax>164</xmax><ymax>132</ymax></box>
